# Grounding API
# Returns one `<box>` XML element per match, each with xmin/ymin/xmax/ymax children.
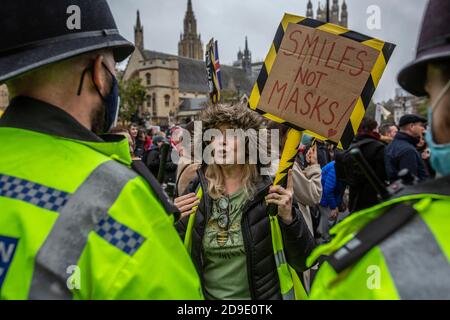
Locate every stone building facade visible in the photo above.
<box><xmin>123</xmin><ymin>1</ymin><xmax>252</xmax><ymax>126</ymax></box>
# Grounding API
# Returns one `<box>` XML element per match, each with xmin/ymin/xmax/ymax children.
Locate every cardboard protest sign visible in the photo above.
<box><xmin>248</xmin><ymin>14</ymin><xmax>395</xmax><ymax>149</ymax></box>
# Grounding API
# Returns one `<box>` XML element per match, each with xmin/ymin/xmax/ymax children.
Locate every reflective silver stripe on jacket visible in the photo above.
<box><xmin>380</xmin><ymin>214</ymin><xmax>450</xmax><ymax>300</ymax></box>
<box><xmin>274</xmin><ymin>249</ymin><xmax>287</xmax><ymax>268</ymax></box>
<box><xmin>274</xmin><ymin>249</ymin><xmax>296</xmax><ymax>300</ymax></box>
<box><xmin>282</xmin><ymin>288</ymin><xmax>295</xmax><ymax>300</ymax></box>
<box><xmin>28</xmin><ymin>160</ymin><xmax>138</xmax><ymax>300</ymax></box>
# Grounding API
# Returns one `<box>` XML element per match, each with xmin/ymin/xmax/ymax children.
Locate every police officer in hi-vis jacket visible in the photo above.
<box><xmin>309</xmin><ymin>0</ymin><xmax>450</xmax><ymax>300</ymax></box>
<box><xmin>0</xmin><ymin>0</ymin><xmax>202</xmax><ymax>300</ymax></box>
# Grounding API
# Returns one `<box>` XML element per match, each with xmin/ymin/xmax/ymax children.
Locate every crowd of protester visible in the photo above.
<box><xmin>115</xmin><ymin>109</ymin><xmax>434</xmax><ymax>240</ymax></box>
<box><xmin>110</xmin><ymin>122</ymin><xmax>183</xmax><ymax>197</ymax></box>
<box><xmin>110</xmin><ymin>106</ymin><xmax>434</xmax><ymax>298</ymax></box>
<box><xmin>2</xmin><ymin>0</ymin><xmax>447</xmax><ymax>302</ymax></box>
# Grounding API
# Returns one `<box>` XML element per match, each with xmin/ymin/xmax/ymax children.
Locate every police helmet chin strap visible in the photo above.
<box><xmin>430</xmin><ymin>79</ymin><xmax>450</xmax><ymax>115</ymax></box>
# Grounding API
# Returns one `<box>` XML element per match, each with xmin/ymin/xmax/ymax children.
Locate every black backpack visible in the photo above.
<box><xmin>335</xmin><ymin>139</ymin><xmax>382</xmax><ymax>188</ymax></box>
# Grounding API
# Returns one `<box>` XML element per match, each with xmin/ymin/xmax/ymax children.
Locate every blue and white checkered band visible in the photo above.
<box><xmin>94</xmin><ymin>215</ymin><xmax>146</xmax><ymax>256</ymax></box>
<box><xmin>0</xmin><ymin>174</ymin><xmax>70</xmax><ymax>212</ymax></box>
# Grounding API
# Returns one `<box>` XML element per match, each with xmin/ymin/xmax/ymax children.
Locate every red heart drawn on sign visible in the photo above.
<box><xmin>328</xmin><ymin>129</ymin><xmax>338</xmax><ymax>138</ymax></box>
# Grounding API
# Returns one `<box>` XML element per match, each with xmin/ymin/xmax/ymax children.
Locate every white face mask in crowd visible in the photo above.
<box><xmin>425</xmin><ymin>79</ymin><xmax>450</xmax><ymax>176</ymax></box>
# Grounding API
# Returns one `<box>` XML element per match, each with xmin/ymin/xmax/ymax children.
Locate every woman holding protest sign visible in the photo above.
<box><xmin>174</xmin><ymin>103</ymin><xmax>315</xmax><ymax>300</ymax></box>
<box><xmin>267</xmin><ymin>122</ymin><xmax>323</xmax><ymax>292</ymax></box>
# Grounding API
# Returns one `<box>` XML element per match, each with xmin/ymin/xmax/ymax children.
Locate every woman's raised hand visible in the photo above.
<box><xmin>174</xmin><ymin>193</ymin><xmax>201</xmax><ymax>219</ymax></box>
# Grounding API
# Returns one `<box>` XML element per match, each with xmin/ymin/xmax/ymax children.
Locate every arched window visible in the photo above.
<box><xmin>145</xmin><ymin>73</ymin><xmax>151</xmax><ymax>86</ymax></box>
<box><xmin>146</xmin><ymin>95</ymin><xmax>151</xmax><ymax>109</ymax></box>
<box><xmin>164</xmin><ymin>95</ymin><xmax>171</xmax><ymax>107</ymax></box>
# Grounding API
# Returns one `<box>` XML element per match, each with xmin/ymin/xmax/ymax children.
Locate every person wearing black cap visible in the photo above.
<box><xmin>0</xmin><ymin>0</ymin><xmax>202</xmax><ymax>299</ymax></box>
<box><xmin>385</xmin><ymin>113</ymin><xmax>429</xmax><ymax>182</ymax></box>
<box><xmin>309</xmin><ymin>0</ymin><xmax>450</xmax><ymax>299</ymax></box>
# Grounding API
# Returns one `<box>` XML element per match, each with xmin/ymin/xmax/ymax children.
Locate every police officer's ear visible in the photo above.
<box><xmin>92</xmin><ymin>54</ymin><xmax>112</xmax><ymax>97</ymax></box>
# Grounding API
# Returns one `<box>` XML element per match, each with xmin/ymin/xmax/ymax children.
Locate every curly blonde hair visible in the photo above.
<box><xmin>200</xmin><ymin>103</ymin><xmax>264</xmax><ymax>199</ymax></box>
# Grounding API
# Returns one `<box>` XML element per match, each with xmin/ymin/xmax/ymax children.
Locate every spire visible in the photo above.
<box><xmin>178</xmin><ymin>0</ymin><xmax>203</xmax><ymax>60</ymax></box>
<box><xmin>242</xmin><ymin>37</ymin><xmax>252</xmax><ymax>76</ymax></box>
<box><xmin>134</xmin><ymin>10</ymin><xmax>144</xmax><ymax>51</ymax></box>
<box><xmin>237</xmin><ymin>47</ymin><xmax>243</xmax><ymax>61</ymax></box>
<box><xmin>341</xmin><ymin>0</ymin><xmax>348</xmax><ymax>16</ymax></box>
<box><xmin>183</xmin><ymin>0</ymin><xmax>197</xmax><ymax>35</ymax></box>
<box><xmin>342</xmin><ymin>0</ymin><xmax>347</xmax><ymax>9</ymax></box>
<box><xmin>306</xmin><ymin>0</ymin><xmax>313</xmax><ymax>18</ymax></box>
<box><xmin>341</xmin><ymin>0</ymin><xmax>348</xmax><ymax>28</ymax></box>
<box><xmin>136</xmin><ymin>10</ymin><xmax>142</xmax><ymax>29</ymax></box>
<box><xmin>331</xmin><ymin>0</ymin><xmax>340</xmax><ymax>24</ymax></box>
<box><xmin>317</xmin><ymin>1</ymin><xmax>324</xmax><ymax>21</ymax></box>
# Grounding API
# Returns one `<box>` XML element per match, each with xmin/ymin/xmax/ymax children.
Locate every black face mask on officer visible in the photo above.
<box><xmin>77</xmin><ymin>62</ymin><xmax>119</xmax><ymax>134</ymax></box>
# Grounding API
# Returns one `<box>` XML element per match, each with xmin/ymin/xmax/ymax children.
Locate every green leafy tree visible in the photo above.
<box><xmin>118</xmin><ymin>77</ymin><xmax>146</xmax><ymax>125</ymax></box>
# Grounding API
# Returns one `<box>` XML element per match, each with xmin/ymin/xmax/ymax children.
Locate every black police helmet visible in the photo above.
<box><xmin>0</xmin><ymin>0</ymin><xmax>135</xmax><ymax>83</ymax></box>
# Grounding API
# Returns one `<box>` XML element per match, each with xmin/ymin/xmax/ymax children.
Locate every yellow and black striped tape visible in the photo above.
<box><xmin>274</xmin><ymin>129</ymin><xmax>303</xmax><ymax>187</ymax></box>
<box><xmin>266</xmin><ymin>128</ymin><xmax>303</xmax><ymax>216</ymax></box>
<box><xmin>248</xmin><ymin>14</ymin><xmax>396</xmax><ymax>150</ymax></box>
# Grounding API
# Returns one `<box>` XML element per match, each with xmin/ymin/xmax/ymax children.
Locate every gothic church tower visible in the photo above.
<box><xmin>178</xmin><ymin>0</ymin><xmax>203</xmax><ymax>60</ymax></box>
<box><xmin>134</xmin><ymin>10</ymin><xmax>144</xmax><ymax>51</ymax></box>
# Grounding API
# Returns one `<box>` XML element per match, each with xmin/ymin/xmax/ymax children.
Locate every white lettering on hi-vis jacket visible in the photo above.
<box><xmin>0</xmin><ymin>235</ymin><xmax>19</xmax><ymax>289</ymax></box>
<box><xmin>0</xmin><ymin>241</ymin><xmax>15</xmax><ymax>263</ymax></box>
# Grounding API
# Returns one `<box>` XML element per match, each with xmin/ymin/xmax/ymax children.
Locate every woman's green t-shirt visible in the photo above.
<box><xmin>202</xmin><ymin>188</ymin><xmax>251</xmax><ymax>300</ymax></box>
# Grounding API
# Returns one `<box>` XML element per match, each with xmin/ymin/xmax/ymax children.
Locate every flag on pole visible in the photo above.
<box><xmin>205</xmin><ymin>38</ymin><xmax>222</xmax><ymax>104</ymax></box>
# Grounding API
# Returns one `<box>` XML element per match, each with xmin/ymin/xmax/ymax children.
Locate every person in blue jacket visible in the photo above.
<box><xmin>318</xmin><ymin>161</ymin><xmax>346</xmax><ymax>243</ymax></box>
<box><xmin>385</xmin><ymin>114</ymin><xmax>429</xmax><ymax>182</ymax></box>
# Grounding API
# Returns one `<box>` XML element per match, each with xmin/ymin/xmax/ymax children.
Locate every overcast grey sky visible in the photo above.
<box><xmin>108</xmin><ymin>0</ymin><xmax>428</xmax><ymax>102</ymax></box>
